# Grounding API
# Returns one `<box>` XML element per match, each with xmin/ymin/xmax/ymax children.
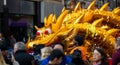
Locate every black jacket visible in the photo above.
<box><xmin>14</xmin><ymin>50</ymin><xmax>34</xmax><ymax>65</ymax></box>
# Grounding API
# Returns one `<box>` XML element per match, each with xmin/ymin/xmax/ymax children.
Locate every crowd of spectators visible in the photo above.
<box><xmin>0</xmin><ymin>32</ymin><xmax>120</xmax><ymax>65</ymax></box>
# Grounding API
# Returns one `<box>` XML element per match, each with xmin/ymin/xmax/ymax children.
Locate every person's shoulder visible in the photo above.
<box><xmin>64</xmin><ymin>55</ymin><xmax>72</xmax><ymax>63</ymax></box>
<box><xmin>19</xmin><ymin>52</ymin><xmax>34</xmax><ymax>59</ymax></box>
<box><xmin>117</xmin><ymin>49</ymin><xmax>120</xmax><ymax>54</ymax></box>
<box><xmin>113</xmin><ymin>51</ymin><xmax>120</xmax><ymax>57</ymax></box>
<box><xmin>40</xmin><ymin>57</ymin><xmax>50</xmax><ymax>65</ymax></box>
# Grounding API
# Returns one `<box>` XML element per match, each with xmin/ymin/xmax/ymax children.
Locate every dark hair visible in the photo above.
<box><xmin>68</xmin><ymin>63</ymin><xmax>76</xmax><ymax>65</ymax></box>
<box><xmin>74</xmin><ymin>35</ymin><xmax>84</xmax><ymax>46</ymax></box>
<box><xmin>70</xmin><ymin>49</ymin><xmax>84</xmax><ymax>65</ymax></box>
<box><xmin>93</xmin><ymin>47</ymin><xmax>109</xmax><ymax>65</ymax></box>
<box><xmin>49</xmin><ymin>49</ymin><xmax>65</xmax><ymax>61</ymax></box>
<box><xmin>33</xmin><ymin>44</ymin><xmax>45</xmax><ymax>55</ymax></box>
<box><xmin>52</xmin><ymin>42</ymin><xmax>64</xmax><ymax>50</ymax></box>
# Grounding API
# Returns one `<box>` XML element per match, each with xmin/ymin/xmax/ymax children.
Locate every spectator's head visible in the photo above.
<box><xmin>48</xmin><ymin>49</ymin><xmax>65</xmax><ymax>65</ymax></box>
<box><xmin>41</xmin><ymin>47</ymin><xmax>52</xmax><ymax>60</ymax></box>
<box><xmin>115</xmin><ymin>37</ymin><xmax>120</xmax><ymax>50</ymax></box>
<box><xmin>93</xmin><ymin>47</ymin><xmax>107</xmax><ymax>63</ymax></box>
<box><xmin>14</xmin><ymin>42</ymin><xmax>26</xmax><ymax>53</ymax></box>
<box><xmin>33</xmin><ymin>44</ymin><xmax>45</xmax><ymax>55</ymax></box>
<box><xmin>70</xmin><ymin>49</ymin><xmax>84</xmax><ymax>65</ymax></box>
<box><xmin>74</xmin><ymin>35</ymin><xmax>84</xmax><ymax>46</ymax></box>
<box><xmin>52</xmin><ymin>42</ymin><xmax>64</xmax><ymax>52</ymax></box>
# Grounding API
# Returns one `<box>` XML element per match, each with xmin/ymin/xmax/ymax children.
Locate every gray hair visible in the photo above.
<box><xmin>41</xmin><ymin>47</ymin><xmax>52</xmax><ymax>53</ymax></box>
<box><xmin>14</xmin><ymin>42</ymin><xmax>26</xmax><ymax>50</ymax></box>
<box><xmin>116</xmin><ymin>37</ymin><xmax>120</xmax><ymax>45</ymax></box>
<box><xmin>41</xmin><ymin>47</ymin><xmax>52</xmax><ymax>60</ymax></box>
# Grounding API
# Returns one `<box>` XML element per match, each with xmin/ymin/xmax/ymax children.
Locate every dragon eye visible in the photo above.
<box><xmin>44</xmin><ymin>28</ymin><xmax>51</xmax><ymax>34</ymax></box>
<box><xmin>36</xmin><ymin>30</ymin><xmax>42</xmax><ymax>35</ymax></box>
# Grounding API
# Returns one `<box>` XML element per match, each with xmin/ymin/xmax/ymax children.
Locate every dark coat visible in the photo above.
<box><xmin>14</xmin><ymin>50</ymin><xmax>34</xmax><ymax>65</ymax></box>
<box><xmin>40</xmin><ymin>55</ymin><xmax>72</xmax><ymax>65</ymax></box>
<box><xmin>112</xmin><ymin>49</ymin><xmax>120</xmax><ymax>65</ymax></box>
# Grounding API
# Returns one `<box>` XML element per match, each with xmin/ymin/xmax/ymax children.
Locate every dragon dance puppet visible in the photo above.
<box><xmin>26</xmin><ymin>0</ymin><xmax>120</xmax><ymax>58</ymax></box>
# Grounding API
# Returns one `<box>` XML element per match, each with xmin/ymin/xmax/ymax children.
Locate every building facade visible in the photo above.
<box><xmin>64</xmin><ymin>0</ymin><xmax>119</xmax><ymax>10</ymax></box>
<box><xmin>0</xmin><ymin>0</ymin><xmax>63</xmax><ymax>42</ymax></box>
